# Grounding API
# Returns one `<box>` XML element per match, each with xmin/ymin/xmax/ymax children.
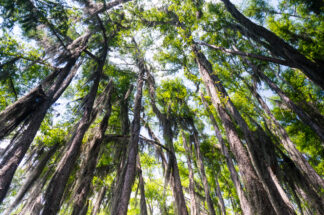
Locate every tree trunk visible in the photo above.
<box><xmin>0</xmin><ymin>56</ymin><xmax>82</xmax><ymax>204</ymax></box>
<box><xmin>281</xmin><ymin>151</ymin><xmax>324</xmax><ymax>214</ymax></box>
<box><xmin>41</xmin><ymin>52</ymin><xmax>105</xmax><ymax>214</ymax></box>
<box><xmin>244</xmin><ymin>76</ymin><xmax>324</xmax><ymax>190</ymax></box>
<box><xmin>137</xmin><ymin>155</ymin><xmax>148</xmax><ymax>215</ymax></box>
<box><xmin>190</xmin><ymin>124</ymin><xmax>216</xmax><ymax>215</ymax></box>
<box><xmin>200</xmin><ymin>93</ymin><xmax>251</xmax><ymax>215</ymax></box>
<box><xmin>71</xmin><ymin>81</ymin><xmax>113</xmax><ymax>215</ymax></box>
<box><xmin>220</xmin><ymin>0</ymin><xmax>324</xmax><ymax>89</ymax></box>
<box><xmin>193</xmin><ymin>44</ymin><xmax>291</xmax><ymax>215</ymax></box>
<box><xmin>91</xmin><ymin>186</ymin><xmax>107</xmax><ymax>215</ymax></box>
<box><xmin>113</xmin><ymin>52</ymin><xmax>144</xmax><ymax>214</ymax></box>
<box><xmin>214</xmin><ymin>175</ymin><xmax>226</xmax><ymax>215</ymax></box>
<box><xmin>4</xmin><ymin>142</ymin><xmax>60</xmax><ymax>215</ymax></box>
<box><xmin>146</xmin><ymin>70</ymin><xmax>188</xmax><ymax>215</ymax></box>
<box><xmin>182</xmin><ymin>132</ymin><xmax>199</xmax><ymax>215</ymax></box>
<box><xmin>256</xmin><ymin>68</ymin><xmax>324</xmax><ymax>143</ymax></box>
<box><xmin>109</xmin><ymin>89</ymin><xmax>131</xmax><ymax>214</ymax></box>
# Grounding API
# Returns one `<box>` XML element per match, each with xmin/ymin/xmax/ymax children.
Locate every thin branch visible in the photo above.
<box><xmin>196</xmin><ymin>41</ymin><xmax>295</xmax><ymax>67</ymax></box>
<box><xmin>139</xmin><ymin>135</ymin><xmax>171</xmax><ymax>153</ymax></box>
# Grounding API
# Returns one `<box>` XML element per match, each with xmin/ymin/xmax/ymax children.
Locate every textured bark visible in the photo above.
<box><xmin>193</xmin><ymin>44</ymin><xmax>288</xmax><ymax>215</ymax></box>
<box><xmin>0</xmin><ymin>55</ymin><xmax>83</xmax><ymax>204</ymax></box>
<box><xmin>4</xmin><ymin>143</ymin><xmax>59</xmax><ymax>215</ymax></box>
<box><xmin>137</xmin><ymin>156</ymin><xmax>148</xmax><ymax>215</ymax></box>
<box><xmin>243</xmin><ymin>77</ymin><xmax>324</xmax><ymax>191</ymax></box>
<box><xmin>220</xmin><ymin>0</ymin><xmax>324</xmax><ymax>89</ymax></box>
<box><xmin>0</xmin><ymin>86</ymin><xmax>47</xmax><ymax>140</ymax></box>
<box><xmin>110</xmin><ymin>91</ymin><xmax>131</xmax><ymax>214</ymax></box>
<box><xmin>195</xmin><ymin>44</ymin><xmax>297</xmax><ymax>215</ymax></box>
<box><xmin>41</xmin><ymin>51</ymin><xmax>105</xmax><ymax>214</ymax></box>
<box><xmin>18</xmin><ymin>162</ymin><xmax>54</xmax><ymax>215</ymax></box>
<box><xmin>200</xmin><ymin>93</ymin><xmax>251</xmax><ymax>215</ymax></box>
<box><xmin>182</xmin><ymin>132</ymin><xmax>199</xmax><ymax>215</ymax></box>
<box><xmin>71</xmin><ymin>81</ymin><xmax>113</xmax><ymax>215</ymax></box>
<box><xmin>256</xmin><ymin>69</ymin><xmax>324</xmax><ymax>143</ymax></box>
<box><xmin>190</xmin><ymin>124</ymin><xmax>216</xmax><ymax>215</ymax></box>
<box><xmin>91</xmin><ymin>186</ymin><xmax>107</xmax><ymax>215</ymax></box>
<box><xmin>281</xmin><ymin>151</ymin><xmax>324</xmax><ymax>214</ymax></box>
<box><xmin>114</xmin><ymin>46</ymin><xmax>145</xmax><ymax>214</ymax></box>
<box><xmin>0</xmin><ymin>65</ymin><xmax>63</xmax><ymax>142</ymax></box>
<box><xmin>146</xmin><ymin>70</ymin><xmax>188</xmax><ymax>215</ymax></box>
<box><xmin>214</xmin><ymin>176</ymin><xmax>226</xmax><ymax>215</ymax></box>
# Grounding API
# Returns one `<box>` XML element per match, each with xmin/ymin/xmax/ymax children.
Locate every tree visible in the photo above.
<box><xmin>0</xmin><ymin>0</ymin><xmax>323</xmax><ymax>214</ymax></box>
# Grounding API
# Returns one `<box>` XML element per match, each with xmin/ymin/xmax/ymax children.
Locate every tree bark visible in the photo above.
<box><xmin>193</xmin><ymin>44</ymin><xmax>293</xmax><ymax>215</ymax></box>
<box><xmin>71</xmin><ymin>81</ymin><xmax>113</xmax><ymax>215</ymax></box>
<box><xmin>190</xmin><ymin>124</ymin><xmax>216</xmax><ymax>215</ymax></box>
<box><xmin>200</xmin><ymin>92</ymin><xmax>253</xmax><ymax>215</ymax></box>
<box><xmin>281</xmin><ymin>151</ymin><xmax>324</xmax><ymax>214</ymax></box>
<box><xmin>220</xmin><ymin>0</ymin><xmax>324</xmax><ymax>89</ymax></box>
<box><xmin>243</xmin><ymin>75</ymin><xmax>324</xmax><ymax>190</ymax></box>
<box><xmin>0</xmin><ymin>56</ymin><xmax>83</xmax><ymax>204</ymax></box>
<box><xmin>91</xmin><ymin>186</ymin><xmax>107</xmax><ymax>215</ymax></box>
<box><xmin>113</xmin><ymin>45</ymin><xmax>145</xmax><ymax>214</ymax></box>
<box><xmin>137</xmin><ymin>155</ymin><xmax>148</xmax><ymax>215</ymax></box>
<box><xmin>41</xmin><ymin>50</ymin><xmax>105</xmax><ymax>214</ymax></box>
<box><xmin>256</xmin><ymin>68</ymin><xmax>324</xmax><ymax>143</ymax></box>
<box><xmin>214</xmin><ymin>176</ymin><xmax>226</xmax><ymax>215</ymax></box>
<box><xmin>182</xmin><ymin>132</ymin><xmax>199</xmax><ymax>215</ymax></box>
<box><xmin>4</xmin><ymin>142</ymin><xmax>60</xmax><ymax>215</ymax></box>
<box><xmin>146</xmin><ymin>70</ymin><xmax>188</xmax><ymax>215</ymax></box>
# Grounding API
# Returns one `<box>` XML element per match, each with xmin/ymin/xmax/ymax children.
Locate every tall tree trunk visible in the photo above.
<box><xmin>0</xmin><ymin>55</ymin><xmax>83</xmax><ymax>204</ymax></box>
<box><xmin>113</xmin><ymin>50</ymin><xmax>145</xmax><ymax>214</ymax></box>
<box><xmin>190</xmin><ymin>123</ymin><xmax>216</xmax><ymax>215</ymax></box>
<box><xmin>71</xmin><ymin>81</ymin><xmax>113</xmax><ymax>215</ymax></box>
<box><xmin>146</xmin><ymin>70</ymin><xmax>188</xmax><ymax>215</ymax></box>
<box><xmin>182</xmin><ymin>132</ymin><xmax>199</xmax><ymax>215</ymax></box>
<box><xmin>110</xmin><ymin>88</ymin><xmax>131</xmax><ymax>214</ymax></box>
<box><xmin>200</xmin><ymin>92</ymin><xmax>252</xmax><ymax>215</ymax></box>
<box><xmin>4</xmin><ymin>142</ymin><xmax>60</xmax><ymax>215</ymax></box>
<box><xmin>220</xmin><ymin>0</ymin><xmax>324</xmax><ymax>89</ymax></box>
<box><xmin>214</xmin><ymin>175</ymin><xmax>226</xmax><ymax>215</ymax></box>
<box><xmin>243</xmin><ymin>76</ymin><xmax>324</xmax><ymax>190</ymax></box>
<box><xmin>91</xmin><ymin>186</ymin><xmax>107</xmax><ymax>215</ymax></box>
<box><xmin>137</xmin><ymin>155</ymin><xmax>148</xmax><ymax>215</ymax></box>
<box><xmin>281</xmin><ymin>151</ymin><xmax>324</xmax><ymax>214</ymax></box>
<box><xmin>193</xmin><ymin>44</ymin><xmax>293</xmax><ymax>215</ymax></box>
<box><xmin>256</xmin><ymin>68</ymin><xmax>324</xmax><ymax>143</ymax></box>
<box><xmin>41</xmin><ymin>51</ymin><xmax>105</xmax><ymax>214</ymax></box>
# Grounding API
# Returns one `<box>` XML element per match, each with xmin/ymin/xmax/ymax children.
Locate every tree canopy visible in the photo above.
<box><xmin>0</xmin><ymin>0</ymin><xmax>323</xmax><ymax>214</ymax></box>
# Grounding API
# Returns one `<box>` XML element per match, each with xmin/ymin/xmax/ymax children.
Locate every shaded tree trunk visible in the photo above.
<box><xmin>243</xmin><ymin>75</ymin><xmax>324</xmax><ymax>191</ymax></box>
<box><xmin>91</xmin><ymin>186</ymin><xmax>107</xmax><ymax>215</ymax></box>
<box><xmin>110</xmin><ymin>88</ymin><xmax>131</xmax><ymax>214</ymax></box>
<box><xmin>4</xmin><ymin>142</ymin><xmax>60</xmax><ymax>215</ymax></box>
<box><xmin>71</xmin><ymin>81</ymin><xmax>113</xmax><ymax>215</ymax></box>
<box><xmin>280</xmin><ymin>151</ymin><xmax>324</xmax><ymax>214</ymax></box>
<box><xmin>220</xmin><ymin>0</ymin><xmax>324</xmax><ymax>89</ymax></box>
<box><xmin>193</xmin><ymin>44</ymin><xmax>291</xmax><ymax>215</ymax></box>
<box><xmin>0</xmin><ymin>54</ymin><xmax>84</xmax><ymax>204</ymax></box>
<box><xmin>214</xmin><ymin>173</ymin><xmax>226</xmax><ymax>215</ymax></box>
<box><xmin>137</xmin><ymin>155</ymin><xmax>148</xmax><ymax>215</ymax></box>
<box><xmin>190</xmin><ymin>123</ymin><xmax>216</xmax><ymax>215</ymax></box>
<box><xmin>113</xmin><ymin>47</ymin><xmax>145</xmax><ymax>214</ymax></box>
<box><xmin>146</xmin><ymin>70</ymin><xmax>188</xmax><ymax>215</ymax></box>
<box><xmin>182</xmin><ymin>132</ymin><xmax>199</xmax><ymax>215</ymax></box>
<box><xmin>200</xmin><ymin>92</ymin><xmax>252</xmax><ymax>215</ymax></box>
<box><xmin>256</xmin><ymin>67</ymin><xmax>324</xmax><ymax>143</ymax></box>
<box><xmin>41</xmin><ymin>50</ymin><xmax>105</xmax><ymax>214</ymax></box>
